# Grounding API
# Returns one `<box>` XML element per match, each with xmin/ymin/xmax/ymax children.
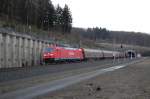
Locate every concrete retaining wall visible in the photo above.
<box><xmin>0</xmin><ymin>32</ymin><xmax>51</xmax><ymax>69</ymax></box>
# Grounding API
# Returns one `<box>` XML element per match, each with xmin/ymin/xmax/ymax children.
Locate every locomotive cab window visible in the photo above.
<box><xmin>44</xmin><ymin>48</ymin><xmax>54</xmax><ymax>52</ymax></box>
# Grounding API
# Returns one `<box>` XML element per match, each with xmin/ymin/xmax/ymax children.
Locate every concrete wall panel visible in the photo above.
<box><xmin>15</xmin><ymin>37</ymin><xmax>19</xmax><ymax>67</ymax></box>
<box><xmin>1</xmin><ymin>34</ymin><xmax>5</xmax><ymax>68</ymax></box>
<box><xmin>0</xmin><ymin>33</ymin><xmax>2</xmax><ymax>68</ymax></box>
<box><xmin>24</xmin><ymin>38</ymin><xmax>29</xmax><ymax>66</ymax></box>
<box><xmin>33</xmin><ymin>41</ymin><xmax>37</xmax><ymax>65</ymax></box>
<box><xmin>5</xmin><ymin>35</ymin><xmax>11</xmax><ymax>68</ymax></box>
<box><xmin>29</xmin><ymin>39</ymin><xmax>33</xmax><ymax>66</ymax></box>
<box><xmin>12</xmin><ymin>36</ymin><xmax>17</xmax><ymax>67</ymax></box>
<box><xmin>0</xmin><ymin>32</ymin><xmax>52</xmax><ymax>69</ymax></box>
<box><xmin>18</xmin><ymin>37</ymin><xmax>23</xmax><ymax>67</ymax></box>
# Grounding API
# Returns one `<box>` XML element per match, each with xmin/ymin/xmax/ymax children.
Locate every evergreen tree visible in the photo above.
<box><xmin>54</xmin><ymin>4</ymin><xmax>63</xmax><ymax>31</ymax></box>
<box><xmin>18</xmin><ymin>0</ymin><xmax>27</xmax><ymax>23</ymax></box>
<box><xmin>0</xmin><ymin>0</ymin><xmax>4</xmax><ymax>14</ymax></box>
<box><xmin>43</xmin><ymin>0</ymin><xmax>55</xmax><ymax>30</ymax></box>
<box><xmin>1</xmin><ymin>0</ymin><xmax>9</xmax><ymax>15</ymax></box>
<box><xmin>0</xmin><ymin>0</ymin><xmax>73</xmax><ymax>33</ymax></box>
<box><xmin>61</xmin><ymin>4</ymin><xmax>72</xmax><ymax>33</ymax></box>
<box><xmin>36</xmin><ymin>0</ymin><xmax>44</xmax><ymax>28</ymax></box>
<box><xmin>37</xmin><ymin>0</ymin><xmax>55</xmax><ymax>30</ymax></box>
<box><xmin>1</xmin><ymin>0</ymin><xmax>15</xmax><ymax>20</ymax></box>
<box><xmin>24</xmin><ymin>0</ymin><xmax>36</xmax><ymax>25</ymax></box>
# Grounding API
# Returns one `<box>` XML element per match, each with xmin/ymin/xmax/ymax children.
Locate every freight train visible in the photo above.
<box><xmin>43</xmin><ymin>45</ymin><xmax>136</xmax><ymax>63</ymax></box>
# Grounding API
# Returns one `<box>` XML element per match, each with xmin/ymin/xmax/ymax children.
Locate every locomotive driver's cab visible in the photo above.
<box><xmin>43</xmin><ymin>48</ymin><xmax>54</xmax><ymax>57</ymax></box>
<box><xmin>44</xmin><ymin>48</ymin><xmax>54</xmax><ymax>53</ymax></box>
<box><xmin>43</xmin><ymin>47</ymin><xmax>55</xmax><ymax>63</ymax></box>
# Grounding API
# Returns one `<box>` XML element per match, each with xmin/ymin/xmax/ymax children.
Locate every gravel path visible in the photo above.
<box><xmin>37</xmin><ymin>58</ymin><xmax>150</xmax><ymax>99</ymax></box>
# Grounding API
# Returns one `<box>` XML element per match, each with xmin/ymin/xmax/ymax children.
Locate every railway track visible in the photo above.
<box><xmin>0</xmin><ymin>58</ymin><xmax>146</xmax><ymax>99</ymax></box>
<box><xmin>0</xmin><ymin>58</ymin><xmax>133</xmax><ymax>83</ymax></box>
<box><xmin>0</xmin><ymin>59</ymin><xmax>111</xmax><ymax>82</ymax></box>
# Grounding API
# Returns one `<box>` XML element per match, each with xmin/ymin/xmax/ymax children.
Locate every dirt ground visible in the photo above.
<box><xmin>37</xmin><ymin>58</ymin><xmax>150</xmax><ymax>99</ymax></box>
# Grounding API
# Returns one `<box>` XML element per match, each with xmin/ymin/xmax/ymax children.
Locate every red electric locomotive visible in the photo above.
<box><xmin>43</xmin><ymin>45</ymin><xmax>84</xmax><ymax>63</ymax></box>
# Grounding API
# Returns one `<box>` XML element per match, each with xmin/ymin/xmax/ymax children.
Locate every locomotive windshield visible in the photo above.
<box><xmin>44</xmin><ymin>48</ymin><xmax>54</xmax><ymax>52</ymax></box>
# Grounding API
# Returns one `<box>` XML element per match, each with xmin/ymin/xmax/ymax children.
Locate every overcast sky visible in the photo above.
<box><xmin>52</xmin><ymin>0</ymin><xmax>150</xmax><ymax>33</ymax></box>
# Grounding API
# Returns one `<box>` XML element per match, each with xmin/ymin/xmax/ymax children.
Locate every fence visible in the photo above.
<box><xmin>0</xmin><ymin>31</ymin><xmax>52</xmax><ymax>69</ymax></box>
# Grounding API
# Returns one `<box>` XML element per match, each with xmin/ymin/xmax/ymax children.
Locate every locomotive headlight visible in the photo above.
<box><xmin>47</xmin><ymin>53</ymin><xmax>51</xmax><ymax>55</ymax></box>
<box><xmin>79</xmin><ymin>49</ymin><xmax>82</xmax><ymax>51</ymax></box>
<box><xmin>47</xmin><ymin>53</ymin><xmax>50</xmax><ymax>55</ymax></box>
<box><xmin>50</xmin><ymin>53</ymin><xmax>54</xmax><ymax>56</ymax></box>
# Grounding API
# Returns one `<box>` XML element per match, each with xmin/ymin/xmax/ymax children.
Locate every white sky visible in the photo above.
<box><xmin>51</xmin><ymin>0</ymin><xmax>150</xmax><ymax>33</ymax></box>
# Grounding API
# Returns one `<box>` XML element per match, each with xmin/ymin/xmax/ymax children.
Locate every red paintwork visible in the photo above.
<box><xmin>43</xmin><ymin>46</ymin><xmax>84</xmax><ymax>61</ymax></box>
